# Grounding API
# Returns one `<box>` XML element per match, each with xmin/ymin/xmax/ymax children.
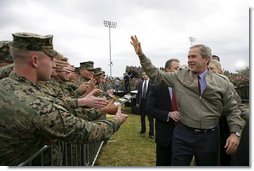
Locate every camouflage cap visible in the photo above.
<box><xmin>0</xmin><ymin>41</ymin><xmax>13</xmax><ymax>63</ymax></box>
<box><xmin>11</xmin><ymin>32</ymin><xmax>58</xmax><ymax>58</ymax></box>
<box><xmin>75</xmin><ymin>66</ymin><xmax>80</xmax><ymax>72</ymax></box>
<box><xmin>80</xmin><ymin>61</ymin><xmax>94</xmax><ymax>71</ymax></box>
<box><xmin>0</xmin><ymin>41</ymin><xmax>12</xmax><ymax>50</ymax></box>
<box><xmin>93</xmin><ymin>67</ymin><xmax>103</xmax><ymax>76</ymax></box>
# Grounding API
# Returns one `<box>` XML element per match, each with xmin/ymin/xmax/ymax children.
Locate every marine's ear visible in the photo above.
<box><xmin>31</xmin><ymin>55</ymin><xmax>39</xmax><ymax>68</ymax></box>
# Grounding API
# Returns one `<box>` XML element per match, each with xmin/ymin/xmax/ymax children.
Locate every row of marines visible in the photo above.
<box><xmin>0</xmin><ymin>32</ymin><xmax>128</xmax><ymax>165</ymax></box>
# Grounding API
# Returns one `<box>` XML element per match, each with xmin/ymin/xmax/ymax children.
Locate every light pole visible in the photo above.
<box><xmin>189</xmin><ymin>36</ymin><xmax>196</xmax><ymax>46</ymax></box>
<box><xmin>104</xmin><ymin>20</ymin><xmax>117</xmax><ymax>78</ymax></box>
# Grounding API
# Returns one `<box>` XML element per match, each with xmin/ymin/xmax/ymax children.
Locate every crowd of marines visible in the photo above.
<box><xmin>0</xmin><ymin>32</ymin><xmax>128</xmax><ymax>165</ymax></box>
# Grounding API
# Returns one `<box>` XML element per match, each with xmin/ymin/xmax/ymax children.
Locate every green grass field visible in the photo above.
<box><xmin>95</xmin><ymin>107</ymin><xmax>156</xmax><ymax>166</ymax></box>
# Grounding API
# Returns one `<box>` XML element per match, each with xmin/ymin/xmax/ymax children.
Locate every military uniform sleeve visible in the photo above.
<box><xmin>139</xmin><ymin>54</ymin><xmax>175</xmax><ymax>87</ymax></box>
<box><xmin>72</xmin><ymin>88</ymin><xmax>85</xmax><ymax>98</ymax></box>
<box><xmin>77</xmin><ymin>108</ymin><xmax>102</xmax><ymax>121</ymax></box>
<box><xmin>32</xmin><ymin>103</ymin><xmax>120</xmax><ymax>144</ymax></box>
<box><xmin>63</xmin><ymin>97</ymin><xmax>79</xmax><ymax>109</ymax></box>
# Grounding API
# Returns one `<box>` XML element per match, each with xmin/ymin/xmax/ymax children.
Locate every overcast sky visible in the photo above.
<box><xmin>0</xmin><ymin>0</ymin><xmax>249</xmax><ymax>77</ymax></box>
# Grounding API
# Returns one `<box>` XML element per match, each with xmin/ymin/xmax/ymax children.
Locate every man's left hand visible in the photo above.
<box><xmin>224</xmin><ymin>133</ymin><xmax>240</xmax><ymax>155</ymax></box>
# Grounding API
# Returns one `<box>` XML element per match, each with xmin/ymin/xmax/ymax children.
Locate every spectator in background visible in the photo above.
<box><xmin>136</xmin><ymin>72</ymin><xmax>154</xmax><ymax>139</ymax></box>
<box><xmin>123</xmin><ymin>73</ymin><xmax>130</xmax><ymax>92</ymax></box>
<box><xmin>114</xmin><ymin>77</ymin><xmax>121</xmax><ymax>92</ymax></box>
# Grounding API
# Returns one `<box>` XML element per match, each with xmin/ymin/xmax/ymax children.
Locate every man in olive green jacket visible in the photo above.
<box><xmin>130</xmin><ymin>35</ymin><xmax>245</xmax><ymax>166</ymax></box>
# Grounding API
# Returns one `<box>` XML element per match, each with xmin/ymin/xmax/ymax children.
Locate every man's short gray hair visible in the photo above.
<box><xmin>190</xmin><ymin>44</ymin><xmax>212</xmax><ymax>65</ymax></box>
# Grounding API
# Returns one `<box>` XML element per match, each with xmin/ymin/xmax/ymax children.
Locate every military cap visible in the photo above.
<box><xmin>0</xmin><ymin>41</ymin><xmax>13</xmax><ymax>63</ymax></box>
<box><xmin>93</xmin><ymin>67</ymin><xmax>103</xmax><ymax>76</ymax></box>
<box><xmin>75</xmin><ymin>66</ymin><xmax>80</xmax><ymax>72</ymax></box>
<box><xmin>212</xmin><ymin>55</ymin><xmax>220</xmax><ymax>61</ymax></box>
<box><xmin>11</xmin><ymin>32</ymin><xmax>58</xmax><ymax>58</ymax></box>
<box><xmin>0</xmin><ymin>41</ymin><xmax>12</xmax><ymax>50</ymax></box>
<box><xmin>80</xmin><ymin>61</ymin><xmax>94</xmax><ymax>71</ymax></box>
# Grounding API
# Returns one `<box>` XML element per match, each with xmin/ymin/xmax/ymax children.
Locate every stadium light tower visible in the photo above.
<box><xmin>189</xmin><ymin>36</ymin><xmax>196</xmax><ymax>46</ymax></box>
<box><xmin>104</xmin><ymin>20</ymin><xmax>117</xmax><ymax>78</ymax></box>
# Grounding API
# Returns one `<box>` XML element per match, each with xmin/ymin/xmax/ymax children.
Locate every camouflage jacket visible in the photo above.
<box><xmin>72</xmin><ymin>77</ymin><xmax>90</xmax><ymax>97</ymax></box>
<box><xmin>0</xmin><ymin>63</ymin><xmax>13</xmax><ymax>79</ymax></box>
<box><xmin>0</xmin><ymin>72</ymin><xmax>120</xmax><ymax>165</ymax></box>
<box><xmin>42</xmin><ymin>78</ymin><xmax>102</xmax><ymax>121</ymax></box>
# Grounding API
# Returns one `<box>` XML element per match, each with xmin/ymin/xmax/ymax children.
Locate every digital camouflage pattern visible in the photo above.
<box><xmin>0</xmin><ymin>63</ymin><xmax>13</xmax><ymax>79</ymax></box>
<box><xmin>0</xmin><ymin>85</ymin><xmax>43</xmax><ymax>166</ymax></box>
<box><xmin>79</xmin><ymin>61</ymin><xmax>94</xmax><ymax>71</ymax></box>
<box><xmin>39</xmin><ymin>78</ymin><xmax>102</xmax><ymax>121</ymax></box>
<box><xmin>11</xmin><ymin>32</ymin><xmax>58</xmax><ymax>58</ymax></box>
<box><xmin>73</xmin><ymin>77</ymin><xmax>90</xmax><ymax>95</ymax></box>
<box><xmin>93</xmin><ymin>67</ymin><xmax>103</xmax><ymax>76</ymax></box>
<box><xmin>0</xmin><ymin>72</ymin><xmax>121</xmax><ymax>165</ymax></box>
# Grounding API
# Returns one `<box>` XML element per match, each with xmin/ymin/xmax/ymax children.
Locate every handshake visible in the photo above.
<box><xmin>77</xmin><ymin>88</ymin><xmax>128</xmax><ymax>125</ymax></box>
<box><xmin>100</xmin><ymin>97</ymin><xmax>128</xmax><ymax>125</ymax></box>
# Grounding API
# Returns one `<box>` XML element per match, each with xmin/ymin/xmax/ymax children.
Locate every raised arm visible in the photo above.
<box><xmin>130</xmin><ymin>35</ymin><xmax>144</xmax><ymax>56</ymax></box>
<box><xmin>130</xmin><ymin>35</ymin><xmax>175</xmax><ymax>87</ymax></box>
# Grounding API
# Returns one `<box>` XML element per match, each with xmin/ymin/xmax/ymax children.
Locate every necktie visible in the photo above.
<box><xmin>142</xmin><ymin>80</ymin><xmax>147</xmax><ymax>98</ymax></box>
<box><xmin>197</xmin><ymin>75</ymin><xmax>201</xmax><ymax>96</ymax></box>
<box><xmin>171</xmin><ymin>90</ymin><xmax>178</xmax><ymax>111</ymax></box>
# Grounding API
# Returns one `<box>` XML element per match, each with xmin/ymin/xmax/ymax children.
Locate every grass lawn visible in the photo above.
<box><xmin>95</xmin><ymin>107</ymin><xmax>156</xmax><ymax>166</ymax></box>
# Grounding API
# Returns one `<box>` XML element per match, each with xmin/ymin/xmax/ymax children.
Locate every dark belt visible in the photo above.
<box><xmin>182</xmin><ymin>123</ymin><xmax>216</xmax><ymax>133</ymax></box>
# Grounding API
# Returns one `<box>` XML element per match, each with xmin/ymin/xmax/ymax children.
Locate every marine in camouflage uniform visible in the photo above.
<box><xmin>73</xmin><ymin>61</ymin><xmax>95</xmax><ymax>97</ymax></box>
<box><xmin>0</xmin><ymin>32</ymin><xmax>127</xmax><ymax>166</ymax></box>
<box><xmin>0</xmin><ymin>41</ymin><xmax>14</xmax><ymax>79</ymax></box>
<box><xmin>0</xmin><ymin>40</ymin><xmax>13</xmax><ymax>67</ymax></box>
<box><xmin>41</xmin><ymin>77</ymin><xmax>103</xmax><ymax>121</ymax></box>
<box><xmin>0</xmin><ymin>63</ymin><xmax>14</xmax><ymax>79</ymax></box>
<box><xmin>93</xmin><ymin>67</ymin><xmax>113</xmax><ymax>100</ymax></box>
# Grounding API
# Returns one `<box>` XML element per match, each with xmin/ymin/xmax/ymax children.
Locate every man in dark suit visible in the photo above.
<box><xmin>136</xmin><ymin>72</ymin><xmax>154</xmax><ymax>138</ymax></box>
<box><xmin>147</xmin><ymin>59</ymin><xmax>180</xmax><ymax>166</ymax></box>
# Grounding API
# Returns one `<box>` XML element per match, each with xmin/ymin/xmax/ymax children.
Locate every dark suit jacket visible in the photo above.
<box><xmin>146</xmin><ymin>83</ymin><xmax>175</xmax><ymax>147</ymax></box>
<box><xmin>136</xmin><ymin>79</ymin><xmax>153</xmax><ymax>107</ymax></box>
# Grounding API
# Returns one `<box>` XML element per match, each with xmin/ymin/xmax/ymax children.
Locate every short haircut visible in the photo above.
<box><xmin>165</xmin><ymin>58</ymin><xmax>179</xmax><ymax>69</ymax></box>
<box><xmin>212</xmin><ymin>55</ymin><xmax>220</xmax><ymax>61</ymax></box>
<box><xmin>190</xmin><ymin>44</ymin><xmax>212</xmax><ymax>65</ymax></box>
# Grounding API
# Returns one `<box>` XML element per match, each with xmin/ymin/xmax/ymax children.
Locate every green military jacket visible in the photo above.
<box><xmin>139</xmin><ymin>54</ymin><xmax>245</xmax><ymax>133</ymax></box>
<box><xmin>0</xmin><ymin>72</ymin><xmax>120</xmax><ymax>165</ymax></box>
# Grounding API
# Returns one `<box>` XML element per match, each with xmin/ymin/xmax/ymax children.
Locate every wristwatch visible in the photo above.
<box><xmin>231</xmin><ymin>131</ymin><xmax>241</xmax><ymax>137</ymax></box>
